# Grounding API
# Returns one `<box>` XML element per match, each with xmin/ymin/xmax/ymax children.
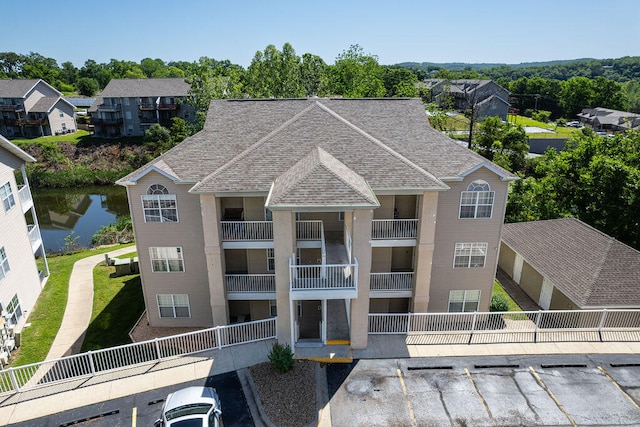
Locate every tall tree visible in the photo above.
<box><xmin>328</xmin><ymin>44</ymin><xmax>386</xmax><ymax>97</ymax></box>
<box><xmin>244</xmin><ymin>43</ymin><xmax>305</xmax><ymax>98</ymax></box>
<box><xmin>474</xmin><ymin>116</ymin><xmax>529</xmax><ymax>172</ymax></box>
<box><xmin>559</xmin><ymin>76</ymin><xmax>594</xmax><ymax>118</ymax></box>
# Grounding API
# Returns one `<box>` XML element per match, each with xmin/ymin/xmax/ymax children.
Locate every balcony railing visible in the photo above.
<box><xmin>27</xmin><ymin>224</ymin><xmax>42</xmax><ymax>252</ymax></box>
<box><xmin>290</xmin><ymin>258</ymin><xmax>358</xmax><ymax>292</ymax></box>
<box><xmin>221</xmin><ymin>221</ymin><xmax>273</xmax><ymax>241</ymax></box>
<box><xmin>157</xmin><ymin>103</ymin><xmax>178</xmax><ymax>110</ymax></box>
<box><xmin>20</xmin><ymin>118</ymin><xmax>48</xmax><ymax>126</ymax></box>
<box><xmin>97</xmin><ymin>103</ymin><xmax>122</xmax><ymax>111</ymax></box>
<box><xmin>0</xmin><ymin>104</ymin><xmax>24</xmax><ymax>112</ymax></box>
<box><xmin>296</xmin><ymin>220</ymin><xmax>323</xmax><ymax>240</ymax></box>
<box><xmin>370</xmin><ymin>272</ymin><xmax>414</xmax><ymax>292</ymax></box>
<box><xmin>92</xmin><ymin>118</ymin><xmax>124</xmax><ymax>125</ymax></box>
<box><xmin>225</xmin><ymin>274</ymin><xmax>275</xmax><ymax>293</ymax></box>
<box><xmin>0</xmin><ymin>118</ymin><xmax>18</xmax><ymax>125</ymax></box>
<box><xmin>371</xmin><ymin>219</ymin><xmax>418</xmax><ymax>239</ymax></box>
<box><xmin>17</xmin><ymin>184</ymin><xmax>32</xmax><ymax>213</ymax></box>
<box><xmin>139</xmin><ymin>103</ymin><xmax>156</xmax><ymax>110</ymax></box>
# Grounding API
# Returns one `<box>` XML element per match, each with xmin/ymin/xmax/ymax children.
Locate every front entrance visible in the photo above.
<box><xmin>298</xmin><ymin>300</ymin><xmax>322</xmax><ymax>339</ymax></box>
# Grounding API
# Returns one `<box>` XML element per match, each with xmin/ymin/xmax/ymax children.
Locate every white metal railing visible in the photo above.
<box><xmin>225</xmin><ymin>274</ymin><xmax>276</xmax><ymax>293</ymax></box>
<box><xmin>369</xmin><ymin>309</ymin><xmax>640</xmax><ymax>342</ymax></box>
<box><xmin>371</xmin><ymin>219</ymin><xmax>418</xmax><ymax>239</ymax></box>
<box><xmin>0</xmin><ymin>318</ymin><xmax>277</xmax><ymax>396</ymax></box>
<box><xmin>296</xmin><ymin>220</ymin><xmax>322</xmax><ymax>240</ymax></box>
<box><xmin>370</xmin><ymin>272</ymin><xmax>414</xmax><ymax>292</ymax></box>
<box><xmin>289</xmin><ymin>257</ymin><xmax>358</xmax><ymax>291</ymax></box>
<box><xmin>17</xmin><ymin>184</ymin><xmax>32</xmax><ymax>209</ymax></box>
<box><xmin>27</xmin><ymin>224</ymin><xmax>41</xmax><ymax>249</ymax></box>
<box><xmin>221</xmin><ymin>221</ymin><xmax>273</xmax><ymax>241</ymax></box>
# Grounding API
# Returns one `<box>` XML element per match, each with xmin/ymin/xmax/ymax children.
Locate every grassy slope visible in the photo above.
<box><xmin>492</xmin><ymin>280</ymin><xmax>522</xmax><ymax>312</ymax></box>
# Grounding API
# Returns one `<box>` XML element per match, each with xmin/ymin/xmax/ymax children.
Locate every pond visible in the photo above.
<box><xmin>31</xmin><ymin>185</ymin><xmax>130</xmax><ymax>253</ymax></box>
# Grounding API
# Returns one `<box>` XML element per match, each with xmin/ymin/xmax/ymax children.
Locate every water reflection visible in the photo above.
<box><xmin>32</xmin><ymin>186</ymin><xmax>129</xmax><ymax>252</ymax></box>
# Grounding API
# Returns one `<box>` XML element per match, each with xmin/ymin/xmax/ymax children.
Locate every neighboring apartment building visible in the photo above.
<box><xmin>90</xmin><ymin>78</ymin><xmax>194</xmax><ymax>137</ymax></box>
<box><xmin>0</xmin><ymin>135</ymin><xmax>49</xmax><ymax>338</ymax></box>
<box><xmin>424</xmin><ymin>79</ymin><xmax>510</xmax><ymax>120</ymax></box>
<box><xmin>117</xmin><ymin>98</ymin><xmax>516</xmax><ymax>349</ymax></box>
<box><xmin>0</xmin><ymin>79</ymin><xmax>76</xmax><ymax>138</ymax></box>
<box><xmin>577</xmin><ymin>107</ymin><xmax>640</xmax><ymax>132</ymax></box>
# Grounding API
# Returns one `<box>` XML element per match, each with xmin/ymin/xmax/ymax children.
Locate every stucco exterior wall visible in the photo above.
<box><xmin>519</xmin><ymin>261</ymin><xmax>543</xmax><ymax>303</ymax></box>
<box><xmin>498</xmin><ymin>242</ymin><xmax>516</xmax><ymax>277</ymax></box>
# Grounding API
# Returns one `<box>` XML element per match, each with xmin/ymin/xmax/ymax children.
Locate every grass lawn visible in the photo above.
<box><xmin>11</xmin><ymin>130</ymin><xmax>91</xmax><ymax>145</ymax></box>
<box><xmin>81</xmin><ymin>251</ymin><xmax>144</xmax><ymax>351</ymax></box>
<box><xmin>11</xmin><ymin>244</ymin><xmax>135</xmax><ymax>366</ymax></box>
<box><xmin>508</xmin><ymin>115</ymin><xmax>581</xmax><ymax>139</ymax></box>
<box><xmin>492</xmin><ymin>280</ymin><xmax>522</xmax><ymax>312</ymax></box>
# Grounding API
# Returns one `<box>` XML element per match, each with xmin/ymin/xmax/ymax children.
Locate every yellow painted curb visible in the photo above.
<box><xmin>326</xmin><ymin>340</ymin><xmax>350</xmax><ymax>345</ymax></box>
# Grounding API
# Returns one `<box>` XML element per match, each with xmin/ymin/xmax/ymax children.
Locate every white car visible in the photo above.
<box><xmin>155</xmin><ymin>386</ymin><xmax>223</xmax><ymax>427</ymax></box>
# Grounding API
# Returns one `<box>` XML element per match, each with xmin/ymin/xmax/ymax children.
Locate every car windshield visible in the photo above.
<box><xmin>169</xmin><ymin>419</ymin><xmax>205</xmax><ymax>427</ymax></box>
<box><xmin>166</xmin><ymin>403</ymin><xmax>212</xmax><ymax>421</ymax></box>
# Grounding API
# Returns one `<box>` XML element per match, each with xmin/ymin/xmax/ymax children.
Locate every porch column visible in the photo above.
<box><xmin>413</xmin><ymin>191</ymin><xmax>439</xmax><ymax>312</ymax></box>
<box><xmin>201</xmin><ymin>194</ymin><xmax>228</xmax><ymax>326</ymax></box>
<box><xmin>273</xmin><ymin>210</ymin><xmax>296</xmax><ymax>346</ymax></box>
<box><xmin>350</xmin><ymin>208</ymin><xmax>373</xmax><ymax>349</ymax></box>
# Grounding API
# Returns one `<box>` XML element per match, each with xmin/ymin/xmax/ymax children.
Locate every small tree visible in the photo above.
<box><xmin>144</xmin><ymin>124</ymin><xmax>173</xmax><ymax>156</ymax></box>
<box><xmin>268</xmin><ymin>342</ymin><xmax>294</xmax><ymax>373</ymax></box>
<box><xmin>490</xmin><ymin>295</ymin><xmax>509</xmax><ymax>312</ymax></box>
<box><xmin>77</xmin><ymin>77</ymin><xmax>99</xmax><ymax>96</ymax></box>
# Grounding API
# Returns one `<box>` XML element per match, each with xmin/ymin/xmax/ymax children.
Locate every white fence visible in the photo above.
<box><xmin>370</xmin><ymin>272</ymin><xmax>414</xmax><ymax>292</ymax></box>
<box><xmin>296</xmin><ymin>220</ymin><xmax>322</xmax><ymax>240</ymax></box>
<box><xmin>0</xmin><ymin>318</ymin><xmax>277</xmax><ymax>396</ymax></box>
<box><xmin>225</xmin><ymin>274</ymin><xmax>276</xmax><ymax>293</ymax></box>
<box><xmin>290</xmin><ymin>258</ymin><xmax>358</xmax><ymax>291</ymax></box>
<box><xmin>221</xmin><ymin>221</ymin><xmax>273</xmax><ymax>241</ymax></box>
<box><xmin>371</xmin><ymin>219</ymin><xmax>418</xmax><ymax>239</ymax></box>
<box><xmin>369</xmin><ymin>309</ymin><xmax>640</xmax><ymax>343</ymax></box>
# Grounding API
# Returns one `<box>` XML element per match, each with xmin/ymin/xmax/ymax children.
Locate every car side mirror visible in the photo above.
<box><xmin>154</xmin><ymin>419</ymin><xmax>163</xmax><ymax>427</ymax></box>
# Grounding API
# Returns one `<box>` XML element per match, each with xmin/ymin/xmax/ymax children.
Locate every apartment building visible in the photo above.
<box><xmin>0</xmin><ymin>79</ymin><xmax>76</xmax><ymax>138</ymax></box>
<box><xmin>90</xmin><ymin>78</ymin><xmax>194</xmax><ymax>137</ymax></box>
<box><xmin>117</xmin><ymin>98</ymin><xmax>516</xmax><ymax>349</ymax></box>
<box><xmin>0</xmin><ymin>135</ymin><xmax>49</xmax><ymax>343</ymax></box>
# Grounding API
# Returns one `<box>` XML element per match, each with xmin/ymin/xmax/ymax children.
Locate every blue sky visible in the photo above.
<box><xmin>4</xmin><ymin>0</ymin><xmax>639</xmax><ymax>68</ymax></box>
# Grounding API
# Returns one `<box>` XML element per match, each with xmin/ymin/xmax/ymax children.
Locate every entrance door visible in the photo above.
<box><xmin>298</xmin><ymin>300</ymin><xmax>322</xmax><ymax>339</ymax></box>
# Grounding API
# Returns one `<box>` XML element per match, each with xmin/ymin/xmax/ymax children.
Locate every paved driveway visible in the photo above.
<box><xmin>327</xmin><ymin>355</ymin><xmax>640</xmax><ymax>426</ymax></box>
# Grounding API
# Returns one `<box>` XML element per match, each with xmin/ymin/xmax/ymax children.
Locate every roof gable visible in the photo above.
<box><xmin>0</xmin><ymin>134</ymin><xmax>36</xmax><ymax>163</ymax></box>
<box><xmin>266</xmin><ymin>147</ymin><xmax>379</xmax><ymax>209</ymax></box>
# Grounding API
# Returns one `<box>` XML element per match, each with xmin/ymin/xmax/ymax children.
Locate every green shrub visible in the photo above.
<box><xmin>268</xmin><ymin>342</ymin><xmax>294</xmax><ymax>373</ymax></box>
<box><xmin>490</xmin><ymin>294</ymin><xmax>509</xmax><ymax>312</ymax></box>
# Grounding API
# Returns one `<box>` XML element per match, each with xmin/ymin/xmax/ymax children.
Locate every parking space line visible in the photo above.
<box><xmin>598</xmin><ymin>366</ymin><xmax>640</xmax><ymax>410</ymax></box>
<box><xmin>132</xmin><ymin>407</ymin><xmax>137</xmax><ymax>427</ymax></box>
<box><xmin>396</xmin><ymin>368</ymin><xmax>417</xmax><ymax>427</ymax></box>
<box><xmin>464</xmin><ymin>368</ymin><xmax>496</xmax><ymax>426</ymax></box>
<box><xmin>528</xmin><ymin>366</ymin><xmax>577</xmax><ymax>427</ymax></box>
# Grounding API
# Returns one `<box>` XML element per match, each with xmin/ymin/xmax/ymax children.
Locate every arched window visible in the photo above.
<box><xmin>141</xmin><ymin>184</ymin><xmax>178</xmax><ymax>222</ymax></box>
<box><xmin>459</xmin><ymin>180</ymin><xmax>494</xmax><ymax>219</ymax></box>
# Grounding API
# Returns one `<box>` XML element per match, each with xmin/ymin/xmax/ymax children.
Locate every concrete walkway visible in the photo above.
<box><xmin>45</xmin><ymin>245</ymin><xmax>137</xmax><ymax>361</ymax></box>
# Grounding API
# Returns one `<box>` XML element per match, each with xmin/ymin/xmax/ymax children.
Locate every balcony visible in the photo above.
<box><xmin>221</xmin><ymin>221</ymin><xmax>273</xmax><ymax>249</ymax></box>
<box><xmin>157</xmin><ymin>103</ymin><xmax>178</xmax><ymax>111</ymax></box>
<box><xmin>92</xmin><ymin>118</ymin><xmax>124</xmax><ymax>126</ymax></box>
<box><xmin>17</xmin><ymin>184</ymin><xmax>33</xmax><ymax>213</ymax></box>
<box><xmin>96</xmin><ymin>103</ymin><xmax>122</xmax><ymax>111</ymax></box>
<box><xmin>289</xmin><ymin>258</ymin><xmax>358</xmax><ymax>299</ymax></box>
<box><xmin>225</xmin><ymin>274</ymin><xmax>276</xmax><ymax>299</ymax></box>
<box><xmin>20</xmin><ymin>118</ymin><xmax>48</xmax><ymax>126</ymax></box>
<box><xmin>28</xmin><ymin>224</ymin><xmax>42</xmax><ymax>253</ymax></box>
<box><xmin>0</xmin><ymin>118</ymin><xmax>19</xmax><ymax>125</ymax></box>
<box><xmin>0</xmin><ymin>104</ymin><xmax>24</xmax><ymax>112</ymax></box>
<box><xmin>296</xmin><ymin>220</ymin><xmax>322</xmax><ymax>240</ymax></box>
<box><xmin>139</xmin><ymin>103</ymin><xmax>156</xmax><ymax>110</ymax></box>
<box><xmin>370</xmin><ymin>272</ymin><xmax>414</xmax><ymax>297</ymax></box>
<box><xmin>371</xmin><ymin>219</ymin><xmax>418</xmax><ymax>246</ymax></box>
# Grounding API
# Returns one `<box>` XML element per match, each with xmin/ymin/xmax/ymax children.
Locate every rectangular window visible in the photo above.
<box><xmin>124</xmin><ymin>97</ymin><xmax>130</xmax><ymax>106</ymax></box>
<box><xmin>269</xmin><ymin>299</ymin><xmax>277</xmax><ymax>317</ymax></box>
<box><xmin>142</xmin><ymin>194</ymin><xmax>178</xmax><ymax>222</ymax></box>
<box><xmin>266</xmin><ymin>248</ymin><xmax>275</xmax><ymax>272</ymax></box>
<box><xmin>453</xmin><ymin>243</ymin><xmax>488</xmax><ymax>268</ymax></box>
<box><xmin>0</xmin><ymin>182</ymin><xmax>15</xmax><ymax>213</ymax></box>
<box><xmin>150</xmin><ymin>247</ymin><xmax>184</xmax><ymax>272</ymax></box>
<box><xmin>448</xmin><ymin>290</ymin><xmax>481</xmax><ymax>312</ymax></box>
<box><xmin>157</xmin><ymin>294</ymin><xmax>190</xmax><ymax>318</ymax></box>
<box><xmin>59</xmin><ymin>112</ymin><xmax>64</xmax><ymax>118</ymax></box>
<box><xmin>6</xmin><ymin>294</ymin><xmax>22</xmax><ymax>325</ymax></box>
<box><xmin>459</xmin><ymin>191</ymin><xmax>494</xmax><ymax>219</ymax></box>
<box><xmin>338</xmin><ymin>212</ymin><xmax>344</xmax><ymax>221</ymax></box>
<box><xmin>0</xmin><ymin>247</ymin><xmax>10</xmax><ymax>281</ymax></box>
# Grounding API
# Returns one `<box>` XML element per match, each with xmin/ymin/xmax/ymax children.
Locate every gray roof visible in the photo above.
<box><xmin>502</xmin><ymin>218</ymin><xmax>640</xmax><ymax>308</ymax></box>
<box><xmin>118</xmin><ymin>98</ymin><xmax>515</xmax><ymax>197</ymax></box>
<box><xmin>99</xmin><ymin>78</ymin><xmax>190</xmax><ymax>98</ymax></box>
<box><xmin>0</xmin><ymin>79</ymin><xmax>42</xmax><ymax>98</ymax></box>
<box><xmin>30</xmin><ymin>97</ymin><xmax>58</xmax><ymax>113</ymax></box>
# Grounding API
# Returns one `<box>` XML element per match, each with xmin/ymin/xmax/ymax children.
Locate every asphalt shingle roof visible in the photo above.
<box><xmin>118</xmin><ymin>98</ymin><xmax>514</xmax><ymax>198</ymax></box>
<box><xmin>30</xmin><ymin>97</ymin><xmax>58</xmax><ymax>113</ymax></box>
<box><xmin>99</xmin><ymin>78</ymin><xmax>191</xmax><ymax>98</ymax></box>
<box><xmin>502</xmin><ymin>218</ymin><xmax>640</xmax><ymax>308</ymax></box>
<box><xmin>0</xmin><ymin>79</ymin><xmax>42</xmax><ymax>98</ymax></box>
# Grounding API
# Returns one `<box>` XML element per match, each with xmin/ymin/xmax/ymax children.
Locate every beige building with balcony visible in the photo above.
<box><xmin>117</xmin><ymin>98</ymin><xmax>516</xmax><ymax>349</ymax></box>
<box><xmin>0</xmin><ymin>135</ymin><xmax>49</xmax><ymax>358</ymax></box>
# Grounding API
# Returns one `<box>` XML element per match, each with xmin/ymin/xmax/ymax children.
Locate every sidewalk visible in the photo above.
<box><xmin>45</xmin><ymin>245</ymin><xmax>137</xmax><ymax>360</ymax></box>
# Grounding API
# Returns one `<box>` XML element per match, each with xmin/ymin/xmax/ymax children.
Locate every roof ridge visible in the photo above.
<box><xmin>314</xmin><ymin>101</ymin><xmax>445</xmax><ymax>187</ymax></box>
<box><xmin>192</xmin><ymin>101</ymin><xmax>318</xmax><ymax>191</ymax></box>
<box><xmin>315</xmin><ymin>148</ymin><xmax>377</xmax><ymax>203</ymax></box>
<box><xmin>585</xmin><ymin>238</ymin><xmax>614</xmax><ymax>303</ymax></box>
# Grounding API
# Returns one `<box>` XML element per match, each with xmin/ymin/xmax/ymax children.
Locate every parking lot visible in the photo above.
<box><xmin>327</xmin><ymin>355</ymin><xmax>640</xmax><ymax>426</ymax></box>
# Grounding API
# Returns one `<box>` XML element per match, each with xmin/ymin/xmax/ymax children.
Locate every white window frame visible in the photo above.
<box><xmin>453</xmin><ymin>242</ymin><xmax>488</xmax><ymax>268</ymax></box>
<box><xmin>448</xmin><ymin>290</ymin><xmax>481</xmax><ymax>313</ymax></box>
<box><xmin>269</xmin><ymin>299</ymin><xmax>277</xmax><ymax>317</ymax></box>
<box><xmin>0</xmin><ymin>182</ymin><xmax>16</xmax><ymax>213</ymax></box>
<box><xmin>6</xmin><ymin>294</ymin><xmax>22</xmax><ymax>325</ymax></box>
<box><xmin>157</xmin><ymin>294</ymin><xmax>191</xmax><ymax>318</ymax></box>
<box><xmin>142</xmin><ymin>184</ymin><xmax>178</xmax><ymax>223</ymax></box>
<box><xmin>266</xmin><ymin>248</ymin><xmax>274</xmax><ymax>272</ymax></box>
<box><xmin>338</xmin><ymin>212</ymin><xmax>344</xmax><ymax>221</ymax></box>
<box><xmin>459</xmin><ymin>180</ymin><xmax>494</xmax><ymax>219</ymax></box>
<box><xmin>150</xmin><ymin>247</ymin><xmax>184</xmax><ymax>272</ymax></box>
<box><xmin>0</xmin><ymin>247</ymin><xmax>10</xmax><ymax>281</ymax></box>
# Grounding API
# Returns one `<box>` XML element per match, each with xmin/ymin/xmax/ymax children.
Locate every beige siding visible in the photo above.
<box><xmin>0</xmin><ymin>160</ymin><xmax>41</xmax><ymax>324</ymax></box>
<box><xmin>520</xmin><ymin>261</ymin><xmax>543</xmax><ymax>302</ymax></box>
<box><xmin>395</xmin><ymin>195</ymin><xmax>417</xmax><ymax>218</ymax></box>
<box><xmin>127</xmin><ymin>171</ymin><xmax>212</xmax><ymax>327</ymax></box>
<box><xmin>23</xmin><ymin>82</ymin><xmax>59</xmax><ymax>112</ymax></box>
<box><xmin>371</xmin><ymin>247</ymin><xmax>391</xmax><ymax>272</ymax></box>
<box><xmin>374</xmin><ymin>195</ymin><xmax>394</xmax><ymax>219</ymax></box>
<box><xmin>47</xmin><ymin>101</ymin><xmax>76</xmax><ymax>134</ymax></box>
<box><xmin>392</xmin><ymin>247</ymin><xmax>413</xmax><ymax>271</ymax></box>
<box><xmin>244</xmin><ymin>197</ymin><xmax>266</xmax><ymax>221</ymax></box>
<box><xmin>550</xmin><ymin>288</ymin><xmax>577</xmax><ymax>310</ymax></box>
<box><xmin>428</xmin><ymin>169</ymin><xmax>509</xmax><ymax>312</ymax></box>
<box><xmin>225</xmin><ymin>249</ymin><xmax>248</xmax><ymax>273</ymax></box>
<box><xmin>247</xmin><ymin>249</ymin><xmax>270</xmax><ymax>274</ymax></box>
<box><xmin>498</xmin><ymin>242</ymin><xmax>516</xmax><ymax>277</ymax></box>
